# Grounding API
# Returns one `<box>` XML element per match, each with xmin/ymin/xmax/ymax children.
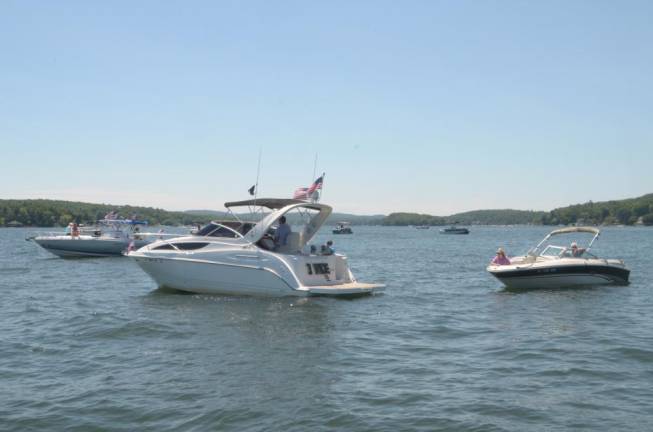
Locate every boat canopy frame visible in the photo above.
<box><xmin>241</xmin><ymin>201</ymin><xmax>332</xmax><ymax>247</ymax></box>
<box><xmin>529</xmin><ymin>226</ymin><xmax>601</xmax><ymax>256</ymax></box>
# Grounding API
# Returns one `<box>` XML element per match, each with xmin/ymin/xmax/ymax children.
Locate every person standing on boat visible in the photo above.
<box><xmin>274</xmin><ymin>216</ymin><xmax>291</xmax><ymax>249</ymax></box>
<box><xmin>491</xmin><ymin>248</ymin><xmax>511</xmax><ymax>265</ymax></box>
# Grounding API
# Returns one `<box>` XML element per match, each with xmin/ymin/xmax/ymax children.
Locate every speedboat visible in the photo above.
<box><xmin>487</xmin><ymin>227</ymin><xmax>630</xmax><ymax>289</ymax></box>
<box><xmin>332</xmin><ymin>222</ymin><xmax>353</xmax><ymax>234</ymax></box>
<box><xmin>440</xmin><ymin>225</ymin><xmax>469</xmax><ymax>234</ymax></box>
<box><xmin>28</xmin><ymin>219</ymin><xmax>163</xmax><ymax>257</ymax></box>
<box><xmin>128</xmin><ymin>198</ymin><xmax>385</xmax><ymax>297</ymax></box>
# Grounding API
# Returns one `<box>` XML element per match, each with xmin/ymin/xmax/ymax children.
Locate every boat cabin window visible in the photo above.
<box><xmin>175</xmin><ymin>242</ymin><xmax>209</xmax><ymax>250</ymax></box>
<box><xmin>154</xmin><ymin>242</ymin><xmax>209</xmax><ymax>251</ymax></box>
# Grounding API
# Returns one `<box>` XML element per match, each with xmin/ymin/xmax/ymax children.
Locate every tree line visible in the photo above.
<box><xmin>541</xmin><ymin>194</ymin><xmax>653</xmax><ymax>226</ymax></box>
<box><xmin>0</xmin><ymin>199</ymin><xmax>215</xmax><ymax>227</ymax></box>
<box><xmin>2</xmin><ymin>194</ymin><xmax>653</xmax><ymax>227</ymax></box>
<box><xmin>381</xmin><ymin>194</ymin><xmax>653</xmax><ymax>226</ymax></box>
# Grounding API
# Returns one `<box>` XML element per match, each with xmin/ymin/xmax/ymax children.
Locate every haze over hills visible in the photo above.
<box><xmin>1</xmin><ymin>193</ymin><xmax>652</xmax><ymax>227</ymax></box>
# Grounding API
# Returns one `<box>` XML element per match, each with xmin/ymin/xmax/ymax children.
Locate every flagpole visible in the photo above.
<box><xmin>320</xmin><ymin>172</ymin><xmax>325</xmax><ymax>202</ymax></box>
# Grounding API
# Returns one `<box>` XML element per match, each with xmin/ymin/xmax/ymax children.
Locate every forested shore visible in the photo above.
<box><xmin>2</xmin><ymin>194</ymin><xmax>653</xmax><ymax>227</ymax></box>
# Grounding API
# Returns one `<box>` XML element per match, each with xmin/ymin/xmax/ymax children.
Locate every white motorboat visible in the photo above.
<box><xmin>128</xmin><ymin>198</ymin><xmax>385</xmax><ymax>297</ymax></box>
<box><xmin>487</xmin><ymin>227</ymin><xmax>630</xmax><ymax>289</ymax></box>
<box><xmin>28</xmin><ymin>219</ymin><xmax>165</xmax><ymax>258</ymax></box>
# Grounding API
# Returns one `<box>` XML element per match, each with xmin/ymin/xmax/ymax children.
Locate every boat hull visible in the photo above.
<box><xmin>132</xmin><ymin>255</ymin><xmax>303</xmax><ymax>296</ymax></box>
<box><xmin>130</xmin><ymin>254</ymin><xmax>384</xmax><ymax>297</ymax></box>
<box><xmin>488</xmin><ymin>263</ymin><xmax>630</xmax><ymax>289</ymax></box>
<box><xmin>33</xmin><ymin>237</ymin><xmax>149</xmax><ymax>258</ymax></box>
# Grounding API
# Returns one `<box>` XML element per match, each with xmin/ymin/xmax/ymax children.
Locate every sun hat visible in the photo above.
<box><xmin>497</xmin><ymin>247</ymin><xmax>504</xmax><ymax>254</ymax></box>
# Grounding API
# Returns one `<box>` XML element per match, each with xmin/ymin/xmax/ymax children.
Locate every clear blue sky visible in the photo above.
<box><xmin>1</xmin><ymin>1</ymin><xmax>651</xmax><ymax>215</ymax></box>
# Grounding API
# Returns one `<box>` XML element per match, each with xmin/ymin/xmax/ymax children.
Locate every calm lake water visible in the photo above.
<box><xmin>1</xmin><ymin>226</ymin><xmax>652</xmax><ymax>431</ymax></box>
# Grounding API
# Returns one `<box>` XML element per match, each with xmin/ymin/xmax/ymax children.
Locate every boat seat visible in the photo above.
<box><xmin>278</xmin><ymin>232</ymin><xmax>301</xmax><ymax>254</ymax></box>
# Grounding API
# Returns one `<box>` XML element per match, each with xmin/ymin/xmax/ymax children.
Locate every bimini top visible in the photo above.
<box><xmin>224</xmin><ymin>198</ymin><xmax>310</xmax><ymax>210</ymax></box>
<box><xmin>548</xmin><ymin>226</ymin><xmax>600</xmax><ymax>236</ymax></box>
<box><xmin>243</xmin><ymin>201</ymin><xmax>332</xmax><ymax>246</ymax></box>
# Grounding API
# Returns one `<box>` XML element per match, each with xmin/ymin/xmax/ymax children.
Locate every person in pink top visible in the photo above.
<box><xmin>491</xmin><ymin>248</ymin><xmax>511</xmax><ymax>265</ymax></box>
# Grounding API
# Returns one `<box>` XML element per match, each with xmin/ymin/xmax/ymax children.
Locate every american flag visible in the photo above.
<box><xmin>293</xmin><ymin>187</ymin><xmax>309</xmax><ymax>199</ymax></box>
<box><xmin>293</xmin><ymin>174</ymin><xmax>324</xmax><ymax>200</ymax></box>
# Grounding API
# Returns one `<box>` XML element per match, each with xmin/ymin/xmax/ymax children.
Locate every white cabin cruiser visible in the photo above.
<box><xmin>487</xmin><ymin>227</ymin><xmax>630</xmax><ymax>289</ymax></box>
<box><xmin>29</xmin><ymin>219</ymin><xmax>159</xmax><ymax>258</ymax></box>
<box><xmin>128</xmin><ymin>198</ymin><xmax>385</xmax><ymax>297</ymax></box>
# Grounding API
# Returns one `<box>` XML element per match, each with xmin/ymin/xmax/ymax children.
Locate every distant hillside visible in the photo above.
<box><xmin>381</xmin><ymin>194</ymin><xmax>653</xmax><ymax>227</ymax></box>
<box><xmin>382</xmin><ymin>212</ymin><xmax>446</xmax><ymax>226</ymax></box>
<box><xmin>4</xmin><ymin>194</ymin><xmax>652</xmax><ymax>227</ymax></box>
<box><xmin>381</xmin><ymin>209</ymin><xmax>542</xmax><ymax>226</ymax></box>
<box><xmin>543</xmin><ymin>193</ymin><xmax>653</xmax><ymax>226</ymax></box>
<box><xmin>0</xmin><ymin>199</ymin><xmax>216</xmax><ymax>227</ymax></box>
<box><xmin>0</xmin><ymin>199</ymin><xmax>384</xmax><ymax>227</ymax></box>
<box><xmin>448</xmin><ymin>209</ymin><xmax>546</xmax><ymax>225</ymax></box>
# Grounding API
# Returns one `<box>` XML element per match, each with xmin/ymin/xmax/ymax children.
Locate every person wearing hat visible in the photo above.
<box><xmin>570</xmin><ymin>242</ymin><xmax>585</xmax><ymax>257</ymax></box>
<box><xmin>491</xmin><ymin>247</ymin><xmax>511</xmax><ymax>265</ymax></box>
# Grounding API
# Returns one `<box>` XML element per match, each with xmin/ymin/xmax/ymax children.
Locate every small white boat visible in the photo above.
<box><xmin>28</xmin><ymin>219</ymin><xmax>169</xmax><ymax>258</ymax></box>
<box><xmin>487</xmin><ymin>227</ymin><xmax>630</xmax><ymax>289</ymax></box>
<box><xmin>129</xmin><ymin>198</ymin><xmax>385</xmax><ymax>297</ymax></box>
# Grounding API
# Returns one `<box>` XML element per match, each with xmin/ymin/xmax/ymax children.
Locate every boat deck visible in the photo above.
<box><xmin>305</xmin><ymin>282</ymin><xmax>385</xmax><ymax>295</ymax></box>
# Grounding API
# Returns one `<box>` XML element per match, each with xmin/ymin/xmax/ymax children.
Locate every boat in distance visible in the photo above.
<box><xmin>28</xmin><ymin>219</ymin><xmax>163</xmax><ymax>258</ymax></box>
<box><xmin>128</xmin><ymin>198</ymin><xmax>385</xmax><ymax>297</ymax></box>
<box><xmin>487</xmin><ymin>227</ymin><xmax>630</xmax><ymax>289</ymax></box>
<box><xmin>440</xmin><ymin>225</ymin><xmax>470</xmax><ymax>234</ymax></box>
<box><xmin>332</xmin><ymin>222</ymin><xmax>353</xmax><ymax>234</ymax></box>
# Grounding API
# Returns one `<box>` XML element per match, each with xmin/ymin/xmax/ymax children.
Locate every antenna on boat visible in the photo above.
<box><xmin>312</xmin><ymin>152</ymin><xmax>318</xmax><ymax>183</ymax></box>
<box><xmin>254</xmin><ymin>147</ymin><xmax>262</xmax><ymax>205</ymax></box>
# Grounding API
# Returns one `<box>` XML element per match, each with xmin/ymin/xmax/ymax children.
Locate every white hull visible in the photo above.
<box><xmin>493</xmin><ymin>273</ymin><xmax>621</xmax><ymax>290</ymax></box>
<box><xmin>132</xmin><ymin>254</ymin><xmax>383</xmax><ymax>297</ymax></box>
<box><xmin>133</xmin><ymin>256</ymin><xmax>296</xmax><ymax>296</ymax></box>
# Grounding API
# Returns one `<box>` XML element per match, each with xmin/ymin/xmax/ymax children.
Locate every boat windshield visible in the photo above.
<box><xmin>540</xmin><ymin>245</ymin><xmax>566</xmax><ymax>257</ymax></box>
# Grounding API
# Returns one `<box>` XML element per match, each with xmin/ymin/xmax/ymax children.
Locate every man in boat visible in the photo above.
<box><xmin>273</xmin><ymin>216</ymin><xmax>291</xmax><ymax>250</ymax></box>
<box><xmin>570</xmin><ymin>242</ymin><xmax>586</xmax><ymax>257</ymax></box>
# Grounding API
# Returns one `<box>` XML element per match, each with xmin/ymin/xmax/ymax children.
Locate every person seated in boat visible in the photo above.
<box><xmin>321</xmin><ymin>240</ymin><xmax>335</xmax><ymax>255</ymax></box>
<box><xmin>273</xmin><ymin>216</ymin><xmax>291</xmax><ymax>250</ymax></box>
<box><xmin>133</xmin><ymin>226</ymin><xmax>142</xmax><ymax>241</ymax></box>
<box><xmin>570</xmin><ymin>242</ymin><xmax>586</xmax><ymax>257</ymax></box>
<box><xmin>71</xmin><ymin>222</ymin><xmax>80</xmax><ymax>238</ymax></box>
<box><xmin>65</xmin><ymin>223</ymin><xmax>72</xmax><ymax>236</ymax></box>
<box><xmin>491</xmin><ymin>248</ymin><xmax>511</xmax><ymax>265</ymax></box>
